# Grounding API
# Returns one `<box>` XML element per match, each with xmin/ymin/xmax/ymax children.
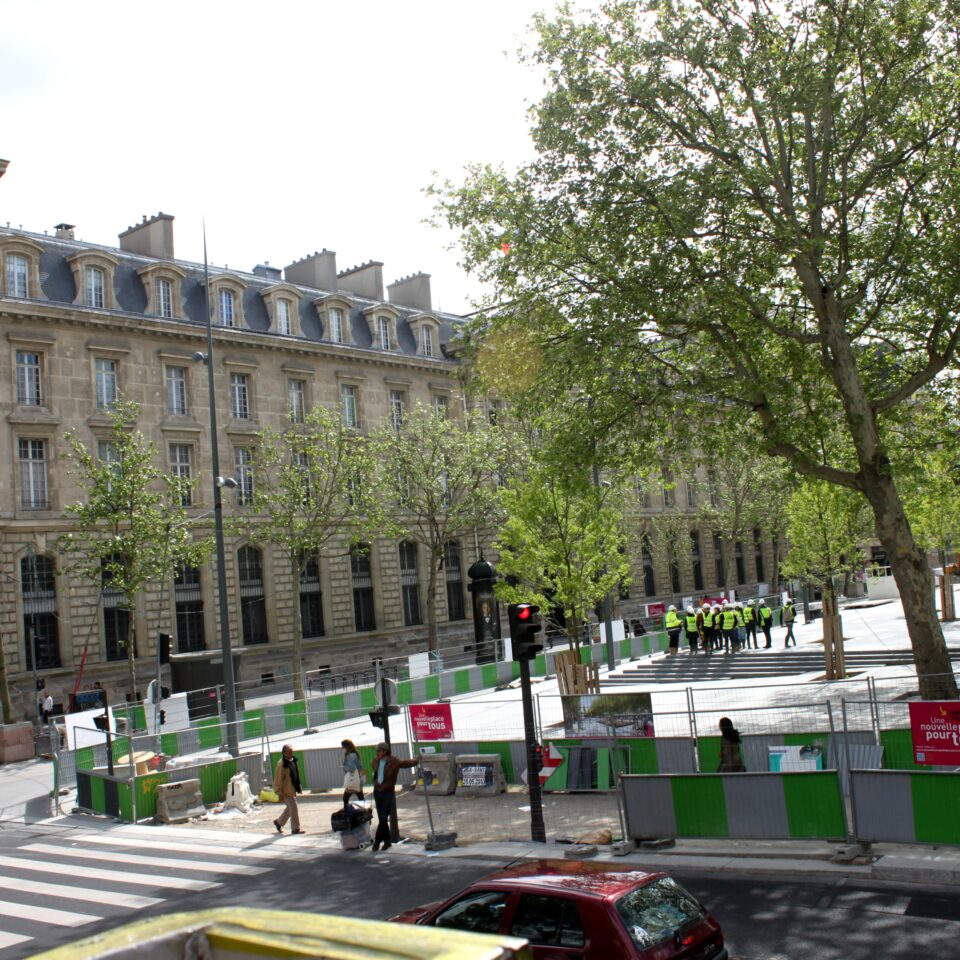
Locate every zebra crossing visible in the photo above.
<box><xmin>0</xmin><ymin>823</ymin><xmax>320</xmax><ymax>958</ymax></box>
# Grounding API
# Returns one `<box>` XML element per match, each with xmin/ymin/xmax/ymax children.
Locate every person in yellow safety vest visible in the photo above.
<box><xmin>665</xmin><ymin>605</ymin><xmax>683</xmax><ymax>655</ymax></box>
<box><xmin>733</xmin><ymin>603</ymin><xmax>745</xmax><ymax>651</ymax></box>
<box><xmin>721</xmin><ymin>604</ymin><xmax>737</xmax><ymax>654</ymax></box>
<box><xmin>743</xmin><ymin>599</ymin><xmax>759</xmax><ymax>649</ymax></box>
<box><xmin>712</xmin><ymin>605</ymin><xmax>722</xmax><ymax>650</ymax></box>
<box><xmin>782</xmin><ymin>598</ymin><xmax>798</xmax><ymax>647</ymax></box>
<box><xmin>701</xmin><ymin>603</ymin><xmax>714</xmax><ymax>655</ymax></box>
<box><xmin>684</xmin><ymin>606</ymin><xmax>700</xmax><ymax>654</ymax></box>
<box><xmin>758</xmin><ymin>600</ymin><xmax>774</xmax><ymax>647</ymax></box>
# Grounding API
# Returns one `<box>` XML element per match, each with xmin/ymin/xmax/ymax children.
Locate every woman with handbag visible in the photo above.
<box><xmin>341</xmin><ymin>739</ymin><xmax>365</xmax><ymax>806</ymax></box>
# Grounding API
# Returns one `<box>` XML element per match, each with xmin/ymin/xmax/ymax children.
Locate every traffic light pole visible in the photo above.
<box><xmin>519</xmin><ymin>656</ymin><xmax>546</xmax><ymax>843</ymax></box>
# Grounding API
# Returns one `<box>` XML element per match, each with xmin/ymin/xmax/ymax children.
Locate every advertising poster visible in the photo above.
<box><xmin>409</xmin><ymin>702</ymin><xmax>454</xmax><ymax>741</ymax></box>
<box><xmin>909</xmin><ymin>701</ymin><xmax>960</xmax><ymax>765</ymax></box>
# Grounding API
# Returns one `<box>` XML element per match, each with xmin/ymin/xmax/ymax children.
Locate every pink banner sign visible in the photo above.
<box><xmin>410</xmin><ymin>703</ymin><xmax>454</xmax><ymax>741</ymax></box>
<box><xmin>909</xmin><ymin>701</ymin><xmax>960</xmax><ymax>765</ymax></box>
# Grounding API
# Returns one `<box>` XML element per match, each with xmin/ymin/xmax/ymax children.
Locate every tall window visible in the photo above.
<box><xmin>399</xmin><ymin>541</ymin><xmax>422</xmax><ymax>626</ymax></box>
<box><xmin>421</xmin><ymin>326</ymin><xmax>434</xmax><ymax>357</ymax></box>
<box><xmin>156</xmin><ymin>277</ymin><xmax>174</xmax><ymax>318</ymax></box>
<box><xmin>294</xmin><ymin>450</ymin><xmax>311</xmax><ymax>504</ymax></box>
<box><xmin>102</xmin><ymin>556</ymin><xmax>131</xmax><ymax>662</ymax></box>
<box><xmin>753</xmin><ymin>528</ymin><xmax>765</xmax><ymax>583</ymax></box>
<box><xmin>328</xmin><ymin>307</ymin><xmax>343</xmax><ymax>343</ymax></box>
<box><xmin>169</xmin><ymin>444</ymin><xmax>193</xmax><ymax>506</ymax></box>
<box><xmin>277</xmin><ymin>298</ymin><xmax>293</xmax><ymax>335</ymax></box>
<box><xmin>433</xmin><ymin>394</ymin><xmax>448</xmax><ymax>418</ymax></box>
<box><xmin>18</xmin><ymin>438</ymin><xmax>48</xmax><ymax>509</ymax></box>
<box><xmin>95</xmin><ymin>358</ymin><xmax>118</xmax><ymax>410</ymax></box>
<box><xmin>230</xmin><ymin>372</ymin><xmax>250</xmax><ymax>419</ymax></box>
<box><xmin>235</xmin><ymin>447</ymin><xmax>254</xmax><ymax>506</ymax></box>
<box><xmin>713</xmin><ymin>533</ymin><xmax>726</xmax><ymax>587</ymax></box>
<box><xmin>6</xmin><ymin>254</ymin><xmax>28</xmax><ymax>297</ymax></box>
<box><xmin>21</xmin><ymin>555</ymin><xmax>60</xmax><ymax>670</ymax></box>
<box><xmin>707</xmin><ymin>469</ymin><xmax>720</xmax><ymax>507</ymax></box>
<box><xmin>238</xmin><ymin>546</ymin><xmax>267</xmax><ymax>645</ymax></box>
<box><xmin>690</xmin><ymin>531</ymin><xmax>704</xmax><ymax>592</ymax></box>
<box><xmin>174</xmin><ymin>563</ymin><xmax>205</xmax><ymax>652</ymax></box>
<box><xmin>299</xmin><ymin>552</ymin><xmax>325</xmax><ymax>638</ymax></box>
<box><xmin>661</xmin><ymin>470</ymin><xmax>675</xmax><ymax>507</ymax></box>
<box><xmin>341</xmin><ymin>384</ymin><xmax>358</xmax><ymax>428</ymax></box>
<box><xmin>642</xmin><ymin>539</ymin><xmax>656</xmax><ymax>596</ymax></box>
<box><xmin>378</xmin><ymin>316</ymin><xmax>391</xmax><ymax>350</ymax></box>
<box><xmin>288</xmin><ymin>379</ymin><xmax>306</xmax><ymax>423</ymax></box>
<box><xmin>734</xmin><ymin>540</ymin><xmax>745</xmax><ymax>584</ymax></box>
<box><xmin>16</xmin><ymin>351</ymin><xmax>43</xmax><ymax>406</ymax></box>
<box><xmin>84</xmin><ymin>266</ymin><xmax>105</xmax><ymax>308</ymax></box>
<box><xmin>351</xmin><ymin>544</ymin><xmax>376</xmax><ymax>631</ymax></box>
<box><xmin>686</xmin><ymin>482</ymin><xmax>696</xmax><ymax>508</ymax></box>
<box><xmin>218</xmin><ymin>288</ymin><xmax>235</xmax><ymax>327</ymax></box>
<box><xmin>166</xmin><ymin>366</ymin><xmax>187</xmax><ymax>415</ymax></box>
<box><xmin>389</xmin><ymin>390</ymin><xmax>406</xmax><ymax>430</ymax></box>
<box><xmin>670</xmin><ymin>547</ymin><xmax>681</xmax><ymax>593</ymax></box>
<box><xmin>444</xmin><ymin>541</ymin><xmax>465</xmax><ymax>621</ymax></box>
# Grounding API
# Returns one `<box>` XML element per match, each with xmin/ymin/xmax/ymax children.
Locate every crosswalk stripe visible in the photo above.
<box><xmin>100</xmin><ymin>824</ymin><xmax>319</xmax><ymax>851</ymax></box>
<box><xmin>0</xmin><ymin>875</ymin><xmax>161</xmax><ymax>909</ymax></box>
<box><xmin>0</xmin><ymin>854</ymin><xmax>216</xmax><ymax>891</ymax></box>
<box><xmin>21</xmin><ymin>843</ymin><xmax>269</xmax><ymax>876</ymax></box>
<box><xmin>0</xmin><ymin>932</ymin><xmax>32</xmax><ymax>949</ymax></box>
<box><xmin>0</xmin><ymin>899</ymin><xmax>98</xmax><ymax>927</ymax></box>
<box><xmin>72</xmin><ymin>834</ymin><xmax>312</xmax><ymax>861</ymax></box>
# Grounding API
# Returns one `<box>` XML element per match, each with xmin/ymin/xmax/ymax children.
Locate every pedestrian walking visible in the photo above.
<box><xmin>665</xmin><ymin>605</ymin><xmax>683</xmax><ymax>655</ymax></box>
<box><xmin>341</xmin><ymin>739</ymin><xmax>365</xmax><ymax>807</ymax></box>
<box><xmin>272</xmin><ymin>744</ymin><xmax>304</xmax><ymax>835</ymax></box>
<box><xmin>40</xmin><ymin>691</ymin><xmax>54</xmax><ymax>724</ymax></box>
<box><xmin>782</xmin><ymin>598</ymin><xmax>797</xmax><ymax>647</ymax></box>
<box><xmin>758</xmin><ymin>600</ymin><xmax>774</xmax><ymax>647</ymax></box>
<box><xmin>371</xmin><ymin>741</ymin><xmax>419</xmax><ymax>852</ymax></box>
<box><xmin>717</xmin><ymin>717</ymin><xmax>746</xmax><ymax>772</ymax></box>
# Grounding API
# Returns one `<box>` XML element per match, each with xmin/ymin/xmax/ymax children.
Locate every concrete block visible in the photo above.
<box><xmin>156</xmin><ymin>778</ymin><xmax>205</xmax><ymax>824</ymax></box>
<box><xmin>425</xmin><ymin>831</ymin><xmax>458</xmax><ymax>851</ymax></box>
<box><xmin>455</xmin><ymin>754</ymin><xmax>506</xmax><ymax>797</ymax></box>
<box><xmin>564</xmin><ymin>844</ymin><xmax>598</xmax><ymax>859</ymax></box>
<box><xmin>417</xmin><ymin>753</ymin><xmax>457</xmax><ymax>795</ymax></box>
<box><xmin>0</xmin><ymin>723</ymin><xmax>36</xmax><ymax>763</ymax></box>
<box><xmin>611</xmin><ymin>840</ymin><xmax>635</xmax><ymax>856</ymax></box>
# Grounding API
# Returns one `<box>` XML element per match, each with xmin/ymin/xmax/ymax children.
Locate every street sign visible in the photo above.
<box><xmin>538</xmin><ymin>743</ymin><xmax>563</xmax><ymax>785</ymax></box>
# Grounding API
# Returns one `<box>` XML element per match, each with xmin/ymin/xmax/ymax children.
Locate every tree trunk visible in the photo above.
<box><xmin>863</xmin><ymin>469</ymin><xmax>957</xmax><ymax>699</ymax></box>
<box><xmin>0</xmin><ymin>638</ymin><xmax>14</xmax><ymax>724</ymax></box>
<box><xmin>291</xmin><ymin>554</ymin><xmax>304</xmax><ymax>701</ymax></box>
<box><xmin>426</xmin><ymin>546</ymin><xmax>441</xmax><ymax>656</ymax></box>
<box><xmin>939</xmin><ymin>550</ymin><xmax>956</xmax><ymax>623</ymax></box>
<box><xmin>126</xmin><ymin>618</ymin><xmax>137</xmax><ymax>712</ymax></box>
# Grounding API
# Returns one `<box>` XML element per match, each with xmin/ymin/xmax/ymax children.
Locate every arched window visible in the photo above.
<box><xmin>174</xmin><ymin>563</ymin><xmax>205</xmax><ymax>652</ymax></box>
<box><xmin>238</xmin><ymin>546</ymin><xmax>267</xmax><ymax>645</ymax></box>
<box><xmin>351</xmin><ymin>544</ymin><xmax>375</xmax><ymax>631</ymax></box>
<box><xmin>21</xmin><ymin>555</ymin><xmax>60</xmax><ymax>670</ymax></box>
<box><xmin>399</xmin><ymin>541</ymin><xmax>421</xmax><ymax>626</ymax></box>
<box><xmin>444</xmin><ymin>541</ymin><xmax>465</xmax><ymax>621</ymax></box>
<box><xmin>642</xmin><ymin>539</ymin><xmax>656</xmax><ymax>597</ymax></box>
<box><xmin>299</xmin><ymin>552</ymin><xmax>325</xmax><ymax>639</ymax></box>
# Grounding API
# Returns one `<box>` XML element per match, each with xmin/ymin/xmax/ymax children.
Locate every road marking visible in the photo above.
<box><xmin>0</xmin><ymin>875</ymin><xmax>161</xmax><ymax>909</ymax></box>
<box><xmin>0</xmin><ymin>855</ymin><xmax>216</xmax><ymax>891</ymax></box>
<box><xmin>71</xmin><ymin>834</ymin><xmax>309</xmax><ymax>861</ymax></box>
<box><xmin>22</xmin><ymin>844</ymin><xmax>268</xmax><ymax>876</ymax></box>
<box><xmin>0</xmin><ymin>932</ymin><xmax>32</xmax><ymax>949</ymax></box>
<box><xmin>0</xmin><ymin>899</ymin><xmax>98</xmax><ymax>927</ymax></box>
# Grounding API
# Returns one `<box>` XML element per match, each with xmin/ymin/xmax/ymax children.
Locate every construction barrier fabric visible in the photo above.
<box><xmin>851</xmin><ymin>770</ymin><xmax>960</xmax><ymax>845</ymax></box>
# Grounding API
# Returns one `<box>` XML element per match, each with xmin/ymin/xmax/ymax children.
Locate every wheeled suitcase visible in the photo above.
<box><xmin>331</xmin><ymin>801</ymin><xmax>372</xmax><ymax>833</ymax></box>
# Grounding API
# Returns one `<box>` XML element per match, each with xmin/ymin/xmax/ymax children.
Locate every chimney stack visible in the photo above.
<box><xmin>338</xmin><ymin>261</ymin><xmax>384</xmax><ymax>301</ymax></box>
<box><xmin>388</xmin><ymin>273</ymin><xmax>432</xmax><ymax>312</ymax></box>
<box><xmin>119</xmin><ymin>213</ymin><xmax>175</xmax><ymax>260</ymax></box>
<box><xmin>55</xmin><ymin>223</ymin><xmax>76</xmax><ymax>240</ymax></box>
<box><xmin>284</xmin><ymin>250</ymin><xmax>338</xmax><ymax>291</ymax></box>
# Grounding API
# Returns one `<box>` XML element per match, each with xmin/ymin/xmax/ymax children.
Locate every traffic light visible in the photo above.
<box><xmin>532</xmin><ymin>742</ymin><xmax>544</xmax><ymax>773</ymax></box>
<box><xmin>509</xmin><ymin>603</ymin><xmax>543</xmax><ymax>661</ymax></box>
<box><xmin>159</xmin><ymin>709</ymin><xmax>167</xmax><ymax>726</ymax></box>
<box><xmin>369</xmin><ymin>705</ymin><xmax>400</xmax><ymax>729</ymax></box>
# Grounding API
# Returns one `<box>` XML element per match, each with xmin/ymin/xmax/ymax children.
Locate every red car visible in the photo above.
<box><xmin>391</xmin><ymin>859</ymin><xmax>726</xmax><ymax>960</ymax></box>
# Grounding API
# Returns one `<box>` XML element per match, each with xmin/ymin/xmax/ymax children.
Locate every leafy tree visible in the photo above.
<box><xmin>60</xmin><ymin>401</ymin><xmax>210</xmax><ymax>703</ymax></box>
<box><xmin>495</xmin><ymin>458</ymin><xmax>630</xmax><ymax>652</ymax></box>
<box><xmin>371</xmin><ymin>403</ymin><xmax>510</xmax><ymax>655</ymax></box>
<box><xmin>781</xmin><ymin>479</ymin><xmax>873</xmax><ymax>676</ymax></box>
<box><xmin>437</xmin><ymin>0</ymin><xmax>960</xmax><ymax>697</ymax></box>
<box><xmin>240</xmin><ymin>406</ymin><xmax>381</xmax><ymax>700</ymax></box>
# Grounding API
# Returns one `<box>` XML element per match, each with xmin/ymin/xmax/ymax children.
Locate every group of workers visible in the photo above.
<box><xmin>664</xmin><ymin>598</ymin><xmax>797</xmax><ymax>654</ymax></box>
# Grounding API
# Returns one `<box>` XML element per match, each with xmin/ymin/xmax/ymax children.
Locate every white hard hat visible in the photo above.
<box><xmin>668</xmin><ymin>604</ymin><xmax>677</xmax><ymax>611</ymax></box>
<box><xmin>701</xmin><ymin>602</ymin><xmax>710</xmax><ymax>609</ymax></box>
<box><xmin>687</xmin><ymin>606</ymin><xmax>695</xmax><ymax>614</ymax></box>
<box><xmin>746</xmin><ymin>599</ymin><xmax>755</xmax><ymax>605</ymax></box>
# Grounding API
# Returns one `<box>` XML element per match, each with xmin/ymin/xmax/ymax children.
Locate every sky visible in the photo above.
<box><xmin>0</xmin><ymin>0</ymin><xmax>584</xmax><ymax>316</ymax></box>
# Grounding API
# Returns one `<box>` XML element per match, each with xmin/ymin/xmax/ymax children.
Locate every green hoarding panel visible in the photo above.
<box><xmin>534</xmin><ymin>653</ymin><xmax>547</xmax><ymax>674</ymax></box>
<box><xmin>698</xmin><ymin>736</ymin><xmax>722</xmax><ymax>774</ymax></box>
<box><xmin>326</xmin><ymin>694</ymin><xmax>345</xmax><ymax>723</ymax></box>
<box><xmin>481</xmin><ymin>663</ymin><xmax>499</xmax><ymax>689</ymax></box>
<box><xmin>543</xmin><ymin>744</ymin><xmax>569</xmax><ymax>791</ymax></box>
<box><xmin>424</xmin><ymin>675</ymin><xmax>440</xmax><ymax>700</ymax></box>
<box><xmin>197</xmin><ymin>718</ymin><xmax>223</xmax><ymax>750</ymax></box>
<box><xmin>283</xmin><ymin>701</ymin><xmax>307</xmax><ymax>731</ymax></box>
<box><xmin>90</xmin><ymin>774</ymin><xmax>105</xmax><ymax>814</ymax></box>
<box><xmin>134</xmin><ymin>705</ymin><xmax>147</xmax><ymax>731</ymax></box>
<box><xmin>621</xmin><ymin>638</ymin><xmax>632</xmax><ymax>658</ymax></box>
<box><xmin>160</xmin><ymin>733</ymin><xmax>180</xmax><ymax>757</ymax></box>
<box><xmin>642</xmin><ymin>636</ymin><xmax>652</xmax><ymax>655</ymax></box>
<box><xmin>511</xmin><ymin>662</ymin><xmax>522</xmax><ymax>680</ymax></box>
<box><xmin>627</xmin><ymin>739</ymin><xmax>659</xmax><ymax>774</ymax></box>
<box><xmin>118</xmin><ymin>781</ymin><xmax>133</xmax><ymax>822</ymax></box>
<box><xmin>478</xmin><ymin>741</ymin><xmax>515</xmax><ymax>782</ymax></box>
<box><xmin>135</xmin><ymin>772</ymin><xmax>168</xmax><ymax>819</ymax></box>
<box><xmin>360</xmin><ymin>687</ymin><xmax>378</xmax><ymax>710</ymax></box>
<box><xmin>672</xmin><ymin>776</ymin><xmax>729</xmax><ymax>837</ymax></box>
<box><xmin>243</xmin><ymin>710</ymin><xmax>265</xmax><ymax>740</ymax></box>
<box><xmin>396</xmin><ymin>680</ymin><xmax>413</xmax><ymax>704</ymax></box>
<box><xmin>76</xmin><ymin>746</ymin><xmax>96</xmax><ymax>771</ymax></box>
<box><xmin>911</xmin><ymin>774</ymin><xmax>960</xmax><ymax>844</ymax></box>
<box><xmin>454</xmin><ymin>670</ymin><xmax>471</xmax><ymax>695</ymax></box>
<box><xmin>880</xmin><ymin>729</ymin><xmax>924</xmax><ymax>770</ymax></box>
<box><xmin>597</xmin><ymin>748</ymin><xmax>611</xmax><ymax>789</ymax></box>
<box><xmin>783</xmin><ymin>772</ymin><xmax>846</xmax><ymax>839</ymax></box>
<box><xmin>579</xmin><ymin>646</ymin><xmax>592</xmax><ymax>664</ymax></box>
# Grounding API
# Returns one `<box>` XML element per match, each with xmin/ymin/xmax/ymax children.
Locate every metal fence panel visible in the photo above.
<box><xmin>621</xmin><ymin>777</ymin><xmax>676</xmax><ymax>837</ymax></box>
<box><xmin>724</xmin><ymin>775</ymin><xmax>789</xmax><ymax>838</ymax></box>
<box><xmin>851</xmin><ymin>771</ymin><xmax>915</xmax><ymax>842</ymax></box>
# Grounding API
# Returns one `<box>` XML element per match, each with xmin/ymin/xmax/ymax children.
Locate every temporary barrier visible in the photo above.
<box><xmin>416</xmin><ymin>753</ymin><xmax>457</xmax><ymax>795</ymax></box>
<box><xmin>156</xmin><ymin>779</ymin><xmax>205</xmax><ymax>824</ymax></box>
<box><xmin>621</xmin><ymin>771</ymin><xmax>847</xmax><ymax>842</ymax></box>
<box><xmin>454</xmin><ymin>754</ymin><xmax>506</xmax><ymax>796</ymax></box>
<box><xmin>850</xmin><ymin>770</ymin><xmax>960</xmax><ymax>845</ymax></box>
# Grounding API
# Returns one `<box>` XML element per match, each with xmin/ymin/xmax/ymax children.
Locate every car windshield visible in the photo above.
<box><xmin>614</xmin><ymin>877</ymin><xmax>704</xmax><ymax>950</ymax></box>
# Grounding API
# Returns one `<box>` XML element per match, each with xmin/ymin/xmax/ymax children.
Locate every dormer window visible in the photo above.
<box><xmin>219</xmin><ymin>289</ymin><xmax>235</xmax><ymax>327</ymax></box>
<box><xmin>313</xmin><ymin>295</ymin><xmax>353</xmax><ymax>345</ymax></box>
<box><xmin>138</xmin><ymin>262</ymin><xmax>186</xmax><ymax>319</ymax></box>
<box><xmin>421</xmin><ymin>326</ymin><xmax>434</xmax><ymax>357</ymax></box>
<box><xmin>408</xmin><ymin>312</ymin><xmax>441</xmax><ymax>358</ymax></box>
<box><xmin>378</xmin><ymin>316</ymin><xmax>391</xmax><ymax>350</ymax></box>
<box><xmin>1</xmin><ymin>237</ymin><xmax>44</xmax><ymax>300</ymax></box>
<box><xmin>330</xmin><ymin>308</ymin><xmax>343</xmax><ymax>343</ymax></box>
<box><xmin>260</xmin><ymin>283</ymin><xmax>302</xmax><ymax>337</ymax></box>
<box><xmin>68</xmin><ymin>250</ymin><xmax>118</xmax><ymax>311</ymax></box>
<box><xmin>86</xmin><ymin>267</ymin><xmax>105</xmax><ymax>308</ymax></box>
<box><xmin>208</xmin><ymin>274</ymin><xmax>246</xmax><ymax>328</ymax></box>
<box><xmin>362</xmin><ymin>304</ymin><xmax>399</xmax><ymax>351</ymax></box>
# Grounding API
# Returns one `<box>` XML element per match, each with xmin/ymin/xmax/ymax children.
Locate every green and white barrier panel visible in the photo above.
<box><xmin>851</xmin><ymin>769</ymin><xmax>960</xmax><ymax>845</ymax></box>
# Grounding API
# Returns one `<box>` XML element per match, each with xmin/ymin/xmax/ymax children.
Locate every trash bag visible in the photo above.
<box><xmin>258</xmin><ymin>788</ymin><xmax>279</xmax><ymax>804</ymax></box>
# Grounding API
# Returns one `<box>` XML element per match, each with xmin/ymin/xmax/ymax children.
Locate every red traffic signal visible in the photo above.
<box><xmin>509</xmin><ymin>603</ymin><xmax>543</xmax><ymax>661</ymax></box>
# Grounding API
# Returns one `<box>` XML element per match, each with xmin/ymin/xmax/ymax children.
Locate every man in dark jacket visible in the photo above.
<box><xmin>371</xmin><ymin>741</ymin><xmax>419</xmax><ymax>852</ymax></box>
